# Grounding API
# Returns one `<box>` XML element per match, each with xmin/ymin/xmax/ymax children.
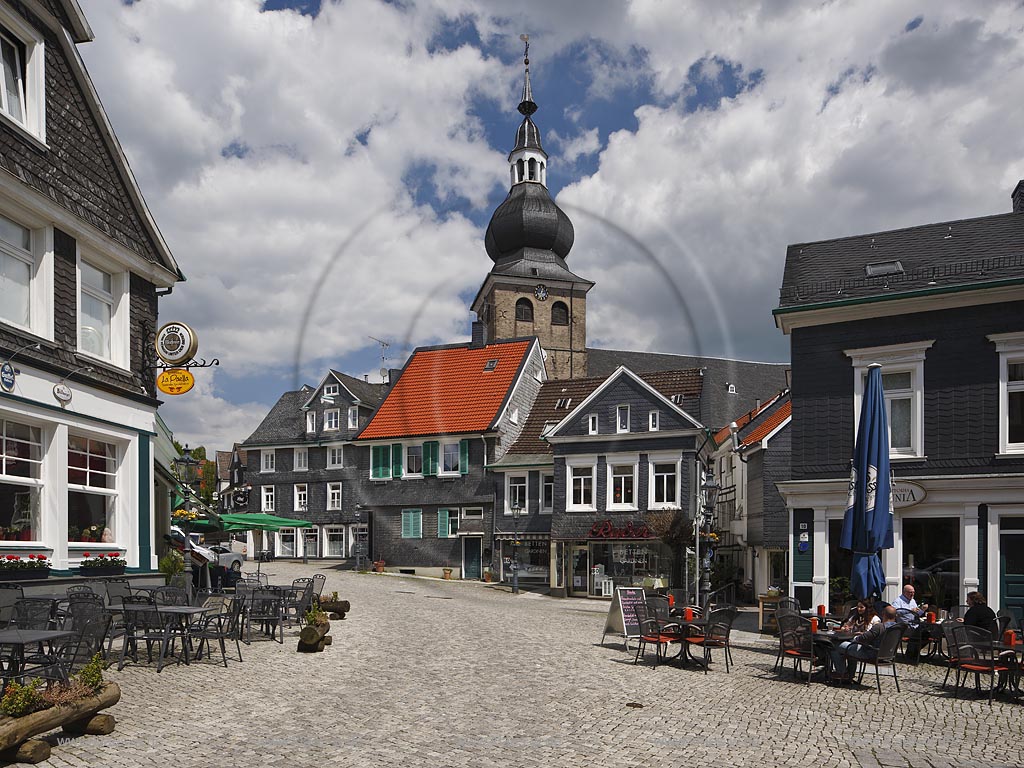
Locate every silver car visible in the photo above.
<box><xmin>207</xmin><ymin>545</ymin><xmax>245</xmax><ymax>572</ymax></box>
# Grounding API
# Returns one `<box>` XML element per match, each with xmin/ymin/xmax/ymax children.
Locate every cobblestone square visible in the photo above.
<box><xmin>28</xmin><ymin>563</ymin><xmax>1024</xmax><ymax>768</ymax></box>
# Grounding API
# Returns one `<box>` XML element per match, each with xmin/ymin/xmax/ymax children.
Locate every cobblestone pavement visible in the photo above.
<box><xmin>27</xmin><ymin>562</ymin><xmax>1024</xmax><ymax>768</ymax></box>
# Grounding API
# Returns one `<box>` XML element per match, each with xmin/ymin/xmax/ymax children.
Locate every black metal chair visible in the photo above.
<box><xmin>193</xmin><ymin>597</ymin><xmax>244</xmax><ymax>666</ymax></box>
<box><xmin>283</xmin><ymin>578</ymin><xmax>314</xmax><ymax>627</ymax></box>
<box><xmin>953</xmin><ymin>623</ymin><xmax>1015</xmax><ymax>704</ymax></box>
<box><xmin>311</xmin><ymin>574</ymin><xmax>327</xmax><ymax>607</ymax></box>
<box><xmin>152</xmin><ymin>586</ymin><xmax>189</xmax><ymax>606</ymax></box>
<box><xmin>940</xmin><ymin>621</ymin><xmax>962</xmax><ymax>689</ymax></box>
<box><xmin>118</xmin><ymin>595</ymin><xmax>174</xmax><ymax>672</ymax></box>
<box><xmin>776</xmin><ymin>613</ymin><xmax>825</xmax><ymax>684</ymax></box>
<box><xmin>0</xmin><ymin>584</ymin><xmax>24</xmax><ymax>628</ymax></box>
<box><xmin>13</xmin><ymin>598</ymin><xmax>56</xmax><ymax>630</ymax></box>
<box><xmin>21</xmin><ymin>614</ymin><xmax>113</xmax><ymax>685</ymax></box>
<box><xmin>684</xmin><ymin>607</ymin><xmax>739</xmax><ymax>673</ymax></box>
<box><xmin>246</xmin><ymin>587</ymin><xmax>285</xmax><ymax>644</ymax></box>
<box><xmin>850</xmin><ymin>623</ymin><xmax>905</xmax><ymax>693</ymax></box>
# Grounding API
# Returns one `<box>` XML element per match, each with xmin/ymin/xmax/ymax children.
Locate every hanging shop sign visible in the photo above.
<box><xmin>156</xmin><ymin>368</ymin><xmax>196</xmax><ymax>396</ymax></box>
<box><xmin>52</xmin><ymin>382</ymin><xmax>73</xmax><ymax>407</ymax></box>
<box><xmin>0</xmin><ymin>361</ymin><xmax>15</xmax><ymax>392</ymax></box>
<box><xmin>155</xmin><ymin>322</ymin><xmax>199</xmax><ymax>366</ymax></box>
<box><xmin>891</xmin><ymin>480</ymin><xmax>926</xmax><ymax>509</ymax></box>
<box><xmin>588</xmin><ymin>520</ymin><xmax>653</xmax><ymax>539</ymax></box>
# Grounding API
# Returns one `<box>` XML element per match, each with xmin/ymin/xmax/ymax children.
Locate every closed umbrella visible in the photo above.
<box><xmin>840</xmin><ymin>363</ymin><xmax>894</xmax><ymax>601</ymax></box>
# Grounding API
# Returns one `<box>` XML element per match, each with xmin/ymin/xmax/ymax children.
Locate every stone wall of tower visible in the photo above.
<box><xmin>482</xmin><ymin>283</ymin><xmax>587</xmax><ymax>380</ymax></box>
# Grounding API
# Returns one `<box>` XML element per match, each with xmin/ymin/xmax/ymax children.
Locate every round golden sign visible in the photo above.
<box><xmin>155</xmin><ymin>322</ymin><xmax>198</xmax><ymax>366</ymax></box>
<box><xmin>156</xmin><ymin>368</ymin><xmax>195</xmax><ymax>396</ymax></box>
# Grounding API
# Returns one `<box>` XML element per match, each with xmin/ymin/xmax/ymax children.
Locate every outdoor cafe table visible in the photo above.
<box><xmin>666</xmin><ymin>615</ymin><xmax>708</xmax><ymax>667</ymax></box>
<box><xmin>811</xmin><ymin>629</ymin><xmax>855</xmax><ymax>682</ymax></box>
<box><xmin>993</xmin><ymin>643</ymin><xmax>1022</xmax><ymax>699</ymax></box>
<box><xmin>156</xmin><ymin>605</ymin><xmax>214</xmax><ymax>666</ymax></box>
<box><xmin>0</xmin><ymin>628</ymin><xmax>75</xmax><ymax>686</ymax></box>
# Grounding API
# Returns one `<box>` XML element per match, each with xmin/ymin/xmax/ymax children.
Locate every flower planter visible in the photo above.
<box><xmin>0</xmin><ymin>568</ymin><xmax>50</xmax><ymax>582</ymax></box>
<box><xmin>78</xmin><ymin>565</ymin><xmax>125</xmax><ymax>577</ymax></box>
<box><xmin>373</xmin><ymin>561</ymin><xmax>385</xmax><ymax>573</ymax></box>
<box><xmin>442</xmin><ymin>568</ymin><xmax>453</xmax><ymax>580</ymax></box>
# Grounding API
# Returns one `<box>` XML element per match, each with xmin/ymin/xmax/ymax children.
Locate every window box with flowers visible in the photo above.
<box><xmin>0</xmin><ymin>554</ymin><xmax>51</xmax><ymax>580</ymax></box>
<box><xmin>77</xmin><ymin>552</ymin><xmax>126</xmax><ymax>577</ymax></box>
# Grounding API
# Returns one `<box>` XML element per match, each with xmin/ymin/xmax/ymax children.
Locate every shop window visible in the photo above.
<box><xmin>67</xmin><ymin>435</ymin><xmax>117</xmax><ymax>543</ymax></box>
<box><xmin>901</xmin><ymin>517</ymin><xmax>961</xmax><ymax>611</ymax></box>
<box><xmin>0</xmin><ymin>420</ymin><xmax>42</xmax><ymax>541</ymax></box>
<box><xmin>277</xmin><ymin>528</ymin><xmax>296</xmax><ymax>557</ymax></box>
<box><xmin>324</xmin><ymin>526</ymin><xmax>345</xmax><ymax>557</ymax></box>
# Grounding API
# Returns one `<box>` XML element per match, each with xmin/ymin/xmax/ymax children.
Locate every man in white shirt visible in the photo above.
<box><xmin>891</xmin><ymin>583</ymin><xmax>928</xmax><ymax>664</ymax></box>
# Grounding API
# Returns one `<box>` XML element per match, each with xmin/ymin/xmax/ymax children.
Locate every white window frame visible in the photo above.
<box><xmin>261</xmin><ymin>485</ymin><xmax>275</xmax><ymax>512</ymax></box>
<box><xmin>540</xmin><ymin>472</ymin><xmax>554</xmax><ymax>514</ymax></box>
<box><xmin>509</xmin><ymin>408</ymin><xmax>519</xmax><ymax>425</ymax></box>
<box><xmin>0</xmin><ymin>10</ymin><xmax>45</xmax><ymax>142</ymax></box>
<box><xmin>648</xmin><ymin>453</ymin><xmax>681</xmax><ymax>510</ymax></box>
<box><xmin>989</xmin><ymin>332</ymin><xmax>1024</xmax><ymax>455</ymax></box>
<box><xmin>440</xmin><ymin>441</ymin><xmax>461</xmax><ymax>476</ymax></box>
<box><xmin>77</xmin><ymin>254</ymin><xmax>129</xmax><ymax>370</ymax></box>
<box><xmin>616</xmin><ymin>405</ymin><xmax>630</xmax><ymax>434</ymax></box>
<box><xmin>566</xmin><ymin>458</ymin><xmax>597</xmax><ymax>511</ymax></box>
<box><xmin>260</xmin><ymin>449</ymin><xmax>275</xmax><ymax>473</ymax></box>
<box><xmin>324</xmin><ymin>409</ymin><xmax>340</xmax><ymax>431</ymax></box>
<box><xmin>462</xmin><ymin>507</ymin><xmax>483</xmax><ymax>520</ymax></box>
<box><xmin>649</xmin><ymin>410</ymin><xmax>660</xmax><ymax>432</ymax></box>
<box><xmin>323</xmin><ymin>525</ymin><xmax>345</xmax><ymax>557</ymax></box>
<box><xmin>306</xmin><ymin>411</ymin><xmax>315</xmax><ymax>433</ymax></box>
<box><xmin>607</xmin><ymin>457</ymin><xmax>639</xmax><ymax>511</ymax></box>
<box><xmin>66</xmin><ymin>433</ymin><xmax>120</xmax><ymax>546</ymax></box>
<box><xmin>323</xmin><ymin>384</ymin><xmax>339</xmax><ymax>397</ymax></box>
<box><xmin>293</xmin><ymin>447</ymin><xmax>308</xmax><ymax>472</ymax></box>
<box><xmin>587</xmin><ymin>414</ymin><xmax>598</xmax><ymax>435</ymax></box>
<box><xmin>347</xmin><ymin>406</ymin><xmax>359</xmax><ymax>430</ymax></box>
<box><xmin>404</xmin><ymin>444</ymin><xmax>423</xmax><ymax>478</ymax></box>
<box><xmin>845</xmin><ymin>340</ymin><xmax>933</xmax><ymax>460</ymax></box>
<box><xmin>0</xmin><ymin>208</ymin><xmax>51</xmax><ymax>339</ymax></box>
<box><xmin>293</xmin><ymin>483</ymin><xmax>307</xmax><ymax>512</ymax></box>
<box><xmin>438</xmin><ymin>508</ymin><xmax>459</xmax><ymax>538</ymax></box>
<box><xmin>277</xmin><ymin>527</ymin><xmax>296</xmax><ymax>557</ymax></box>
<box><xmin>506</xmin><ymin>474</ymin><xmax>527</xmax><ymax>514</ymax></box>
<box><xmin>327</xmin><ymin>446</ymin><xmax>344</xmax><ymax>469</ymax></box>
<box><xmin>327</xmin><ymin>482</ymin><xmax>342</xmax><ymax>510</ymax></box>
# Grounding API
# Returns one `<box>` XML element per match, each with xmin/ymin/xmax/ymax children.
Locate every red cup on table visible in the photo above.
<box><xmin>1005</xmin><ymin>629</ymin><xmax>1016</xmax><ymax>646</ymax></box>
<box><xmin>810</xmin><ymin>617</ymin><xmax>818</xmax><ymax>633</ymax></box>
<box><xmin>817</xmin><ymin>604</ymin><xmax>826</xmax><ymax>618</ymax></box>
<box><xmin>668</xmin><ymin>594</ymin><xmax>675</xmax><ymax>608</ymax></box>
<box><xmin>684</xmin><ymin>607</ymin><xmax>693</xmax><ymax>621</ymax></box>
<box><xmin>927</xmin><ymin>612</ymin><xmax>936</xmax><ymax>624</ymax></box>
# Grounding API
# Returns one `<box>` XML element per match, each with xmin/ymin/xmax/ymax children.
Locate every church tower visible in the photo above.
<box><xmin>471</xmin><ymin>38</ymin><xmax>593</xmax><ymax>380</ymax></box>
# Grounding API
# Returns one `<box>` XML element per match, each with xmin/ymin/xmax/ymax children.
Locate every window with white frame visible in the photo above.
<box><xmin>649</xmin><ymin>456</ymin><xmax>680</xmax><ymax>509</ymax></box>
<box><xmin>989</xmin><ymin>332</ymin><xmax>1024</xmax><ymax>454</ymax></box>
<box><xmin>588</xmin><ymin>414</ymin><xmax>598</xmax><ymax>435</ymax></box>
<box><xmin>67</xmin><ymin>435</ymin><xmax>117</xmax><ymax>543</ymax></box>
<box><xmin>324</xmin><ymin>409</ymin><xmax>340</xmax><ymax>431</ymax></box>
<box><xmin>507</xmin><ymin>475</ymin><xmax>527</xmax><ymax>513</ymax></box>
<box><xmin>609</xmin><ymin>462</ymin><xmax>637</xmax><ymax>509</ymax></box>
<box><xmin>293</xmin><ymin>483</ymin><xmax>307</xmax><ymax>512</ymax></box>
<box><xmin>568</xmin><ymin>463</ymin><xmax>595</xmax><ymax>509</ymax></box>
<box><xmin>541</xmin><ymin>473</ymin><xmax>554</xmax><ymax>513</ymax></box>
<box><xmin>323</xmin><ymin>384</ymin><xmax>339</xmax><ymax>397</ymax></box>
<box><xmin>293</xmin><ymin>447</ymin><xmax>307</xmax><ymax>472</ymax></box>
<box><xmin>370</xmin><ymin>445</ymin><xmax>391</xmax><ymax>479</ymax></box>
<box><xmin>617</xmin><ymin>405</ymin><xmax>630</xmax><ymax>433</ymax></box>
<box><xmin>327</xmin><ymin>446</ymin><xmax>343</xmax><ymax>469</ymax></box>
<box><xmin>438</xmin><ymin>508</ymin><xmax>459</xmax><ymax>538</ymax></box>
<box><xmin>324</xmin><ymin>526</ymin><xmax>345</xmax><ymax>556</ymax></box>
<box><xmin>401</xmin><ymin>508</ymin><xmax>422</xmax><ymax>538</ymax></box>
<box><xmin>79</xmin><ymin>260</ymin><xmax>119</xmax><ymax>363</ymax></box>
<box><xmin>649</xmin><ymin>411</ymin><xmax>660</xmax><ymax>431</ymax></box>
<box><xmin>846</xmin><ymin>341</ymin><xmax>932</xmax><ymax>459</ymax></box>
<box><xmin>306</xmin><ymin>411</ymin><xmax>315</xmax><ymax>433</ymax></box>
<box><xmin>405</xmin><ymin>445</ymin><xmax>423</xmax><ymax>476</ymax></box>
<box><xmin>0</xmin><ymin>13</ymin><xmax>44</xmax><ymax>139</ymax></box>
<box><xmin>347</xmin><ymin>406</ymin><xmax>358</xmax><ymax>430</ymax></box>
<box><xmin>277</xmin><ymin>528</ymin><xmax>296</xmax><ymax>557</ymax></box>
<box><xmin>261</xmin><ymin>485</ymin><xmax>275</xmax><ymax>512</ymax></box>
<box><xmin>0</xmin><ymin>212</ymin><xmax>37</xmax><ymax>332</ymax></box>
<box><xmin>441</xmin><ymin>442</ymin><xmax>461</xmax><ymax>474</ymax></box>
<box><xmin>0</xmin><ymin>419</ymin><xmax>42</xmax><ymax>541</ymax></box>
<box><xmin>261</xmin><ymin>449</ymin><xmax>275</xmax><ymax>473</ymax></box>
<box><xmin>327</xmin><ymin>482</ymin><xmax>342</xmax><ymax>510</ymax></box>
<box><xmin>462</xmin><ymin>507</ymin><xmax>483</xmax><ymax>519</ymax></box>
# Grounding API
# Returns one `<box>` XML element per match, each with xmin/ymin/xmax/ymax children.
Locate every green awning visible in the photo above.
<box><xmin>218</xmin><ymin>513</ymin><xmax>313</xmax><ymax>532</ymax></box>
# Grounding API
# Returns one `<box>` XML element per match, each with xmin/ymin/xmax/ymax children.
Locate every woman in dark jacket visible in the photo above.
<box><xmin>960</xmin><ymin>591</ymin><xmax>997</xmax><ymax>635</ymax></box>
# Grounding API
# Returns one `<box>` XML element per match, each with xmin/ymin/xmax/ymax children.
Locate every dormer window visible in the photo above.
<box><xmin>323</xmin><ymin>384</ymin><xmax>339</xmax><ymax>397</ymax></box>
<box><xmin>865</xmin><ymin>260</ymin><xmax>904</xmax><ymax>277</ymax></box>
<box><xmin>0</xmin><ymin>12</ymin><xmax>44</xmax><ymax>141</ymax></box>
<box><xmin>588</xmin><ymin>414</ymin><xmax>598</xmax><ymax>435</ymax></box>
<box><xmin>727</xmin><ymin>384</ymin><xmax>737</xmax><ymax>395</ymax></box>
<box><xmin>616</xmin><ymin>405</ymin><xmax>630</xmax><ymax>433</ymax></box>
<box><xmin>347</xmin><ymin>406</ymin><xmax>359</xmax><ymax>430</ymax></box>
<box><xmin>670</xmin><ymin>394</ymin><xmax>684</xmax><ymax>405</ymax></box>
<box><xmin>556</xmin><ymin>397</ymin><xmax>572</xmax><ymax>409</ymax></box>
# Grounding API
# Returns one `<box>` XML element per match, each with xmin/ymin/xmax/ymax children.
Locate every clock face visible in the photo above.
<box><xmin>534</xmin><ymin>284</ymin><xmax>549</xmax><ymax>301</ymax></box>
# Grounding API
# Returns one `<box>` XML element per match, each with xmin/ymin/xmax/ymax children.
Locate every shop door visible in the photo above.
<box><xmin>1000</xmin><ymin>524</ymin><xmax>1024</xmax><ymax>624</ymax></box>
<box><xmin>570</xmin><ymin>545</ymin><xmax>589</xmax><ymax>597</ymax></box>
<box><xmin>303</xmin><ymin>529</ymin><xmax>319</xmax><ymax>559</ymax></box>
<box><xmin>463</xmin><ymin>537</ymin><xmax>482</xmax><ymax>580</ymax></box>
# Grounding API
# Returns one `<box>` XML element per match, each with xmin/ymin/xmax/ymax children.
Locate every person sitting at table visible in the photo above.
<box><xmin>958</xmin><ymin>591</ymin><xmax>997</xmax><ymax>635</ymax></box>
<box><xmin>892</xmin><ymin>584</ymin><xmax>928</xmax><ymax>664</ymax></box>
<box><xmin>829</xmin><ymin>605</ymin><xmax>898</xmax><ymax>682</ymax></box>
<box><xmin>840</xmin><ymin>600</ymin><xmax>880</xmax><ymax>634</ymax></box>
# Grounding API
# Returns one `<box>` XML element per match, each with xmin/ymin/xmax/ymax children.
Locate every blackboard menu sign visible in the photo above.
<box><xmin>600</xmin><ymin>587</ymin><xmax>646</xmax><ymax>647</ymax></box>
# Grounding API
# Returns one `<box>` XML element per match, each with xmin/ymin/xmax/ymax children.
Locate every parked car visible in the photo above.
<box><xmin>207</xmin><ymin>545</ymin><xmax>245</xmax><ymax>572</ymax></box>
<box><xmin>902</xmin><ymin>557</ymin><xmax>960</xmax><ymax>607</ymax></box>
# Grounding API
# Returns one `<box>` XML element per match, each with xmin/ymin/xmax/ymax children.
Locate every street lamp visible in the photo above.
<box><xmin>700</xmin><ymin>472</ymin><xmax>721</xmax><ymax>605</ymax></box>
<box><xmin>171</xmin><ymin>445</ymin><xmax>201</xmax><ymax>600</ymax></box>
<box><xmin>510</xmin><ymin>502</ymin><xmax>522</xmax><ymax>595</ymax></box>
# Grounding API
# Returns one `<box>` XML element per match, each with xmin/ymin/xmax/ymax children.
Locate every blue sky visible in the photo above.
<box><xmin>79</xmin><ymin>1</ymin><xmax>1024</xmax><ymax>450</ymax></box>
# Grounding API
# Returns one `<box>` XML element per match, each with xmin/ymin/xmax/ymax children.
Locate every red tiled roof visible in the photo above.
<box><xmin>713</xmin><ymin>390</ymin><xmax>786</xmax><ymax>446</ymax></box>
<box><xmin>357</xmin><ymin>340</ymin><xmax>533</xmax><ymax>440</ymax></box>
<box><xmin>741</xmin><ymin>399</ymin><xmax>791</xmax><ymax>446</ymax></box>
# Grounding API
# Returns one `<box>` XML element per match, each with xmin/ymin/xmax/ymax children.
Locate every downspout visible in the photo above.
<box><xmin>569</xmin><ymin>281</ymin><xmax>576</xmax><ymax>378</ymax></box>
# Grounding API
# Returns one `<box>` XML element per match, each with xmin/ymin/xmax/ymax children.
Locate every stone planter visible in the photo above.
<box><xmin>0</xmin><ymin>682</ymin><xmax>120</xmax><ymax>762</ymax></box>
<box><xmin>0</xmin><ymin>568</ymin><xmax>50</xmax><ymax>582</ymax></box>
<box><xmin>78</xmin><ymin>565</ymin><xmax>125</xmax><ymax>577</ymax></box>
<box><xmin>373</xmin><ymin>561</ymin><xmax>385</xmax><ymax>573</ymax></box>
<box><xmin>442</xmin><ymin>568</ymin><xmax>453</xmax><ymax>579</ymax></box>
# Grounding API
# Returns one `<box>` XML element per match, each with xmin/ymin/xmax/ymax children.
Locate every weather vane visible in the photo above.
<box><xmin>520</xmin><ymin>33</ymin><xmax>529</xmax><ymax>66</ymax></box>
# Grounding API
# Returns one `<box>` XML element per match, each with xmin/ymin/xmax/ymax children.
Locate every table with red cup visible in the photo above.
<box><xmin>993</xmin><ymin>630</ymin><xmax>1022</xmax><ymax>699</ymax></box>
<box><xmin>667</xmin><ymin>605</ymin><xmax>708</xmax><ymax>667</ymax></box>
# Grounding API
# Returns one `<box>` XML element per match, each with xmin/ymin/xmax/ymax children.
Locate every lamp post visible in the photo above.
<box><xmin>700</xmin><ymin>472</ymin><xmax>721</xmax><ymax>605</ymax></box>
<box><xmin>171</xmin><ymin>445</ymin><xmax>200</xmax><ymax>600</ymax></box>
<box><xmin>510</xmin><ymin>502</ymin><xmax>521</xmax><ymax>595</ymax></box>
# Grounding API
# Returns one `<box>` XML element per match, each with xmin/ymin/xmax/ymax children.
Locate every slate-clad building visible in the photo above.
<box><xmin>0</xmin><ymin>2</ymin><xmax>181</xmax><ymax>572</ymax></box>
<box><xmin>775</xmin><ymin>182</ymin><xmax>1024</xmax><ymax>618</ymax></box>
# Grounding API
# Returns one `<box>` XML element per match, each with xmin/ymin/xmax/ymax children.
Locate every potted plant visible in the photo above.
<box><xmin>78</xmin><ymin>552</ymin><xmax>127</xmax><ymax>577</ymax></box>
<box><xmin>373</xmin><ymin>559</ymin><xmax>385</xmax><ymax>573</ymax></box>
<box><xmin>482</xmin><ymin>567</ymin><xmax>493</xmax><ymax>583</ymax></box>
<box><xmin>0</xmin><ymin>554</ymin><xmax>51</xmax><ymax>581</ymax></box>
<box><xmin>442</xmin><ymin>567</ymin><xmax>453</xmax><ymax>580</ymax></box>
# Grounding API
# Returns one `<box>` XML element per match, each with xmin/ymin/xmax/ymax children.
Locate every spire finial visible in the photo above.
<box><xmin>518</xmin><ymin>34</ymin><xmax>537</xmax><ymax>117</ymax></box>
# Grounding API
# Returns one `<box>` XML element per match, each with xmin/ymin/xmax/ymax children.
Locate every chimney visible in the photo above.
<box><xmin>387</xmin><ymin>368</ymin><xmax>402</xmax><ymax>386</ymax></box>
<box><xmin>363</xmin><ymin>374</ymin><xmax>369</xmax><ymax>382</ymax></box>
<box><xmin>470</xmin><ymin>320</ymin><xmax>488</xmax><ymax>349</ymax></box>
<box><xmin>1013</xmin><ymin>180</ymin><xmax>1024</xmax><ymax>213</ymax></box>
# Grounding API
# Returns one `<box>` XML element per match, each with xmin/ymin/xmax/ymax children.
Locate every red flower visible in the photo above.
<box><xmin>108</xmin><ymin>552</ymin><xmax>119</xmax><ymax>558</ymax></box>
<box><xmin>83</xmin><ymin>552</ymin><xmax>90</xmax><ymax>558</ymax></box>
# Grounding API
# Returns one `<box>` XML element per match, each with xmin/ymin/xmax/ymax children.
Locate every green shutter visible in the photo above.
<box><xmin>424</xmin><ymin>441</ymin><xmax>439</xmax><ymax>476</ymax></box>
<box><xmin>401</xmin><ymin>509</ymin><xmax>412</xmax><ymax>538</ymax></box>
<box><xmin>459</xmin><ymin>440</ymin><xmax>469</xmax><ymax>475</ymax></box>
<box><xmin>402</xmin><ymin>508</ymin><xmax>422</xmax><ymax>538</ymax></box>
<box><xmin>392</xmin><ymin>444</ymin><xmax>403</xmax><ymax>478</ymax></box>
<box><xmin>371</xmin><ymin>445</ymin><xmax>391</xmax><ymax>479</ymax></box>
<box><xmin>437</xmin><ymin>509</ymin><xmax>449</xmax><ymax>538</ymax></box>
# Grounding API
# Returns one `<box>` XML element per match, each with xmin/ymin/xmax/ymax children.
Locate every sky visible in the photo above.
<box><xmin>77</xmin><ymin>0</ymin><xmax>1024</xmax><ymax>452</ymax></box>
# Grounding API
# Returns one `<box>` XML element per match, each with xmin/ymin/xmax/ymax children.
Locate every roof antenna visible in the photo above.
<box><xmin>944</xmin><ymin>226</ymin><xmax>953</xmax><ymax>239</ymax></box>
<box><xmin>368</xmin><ymin>335</ymin><xmax>391</xmax><ymax>383</ymax></box>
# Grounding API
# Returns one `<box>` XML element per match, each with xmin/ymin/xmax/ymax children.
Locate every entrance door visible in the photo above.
<box><xmin>570</xmin><ymin>545</ymin><xmax>589</xmax><ymax>596</ymax></box>
<box><xmin>1000</xmin><ymin>518</ymin><xmax>1024</xmax><ymax>623</ymax></box>
<box><xmin>303</xmin><ymin>528</ymin><xmax>319</xmax><ymax>559</ymax></box>
<box><xmin>463</xmin><ymin>537</ymin><xmax>482</xmax><ymax>580</ymax></box>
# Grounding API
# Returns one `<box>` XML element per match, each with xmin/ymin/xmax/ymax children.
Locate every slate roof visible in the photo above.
<box><xmin>776</xmin><ymin>209</ymin><xmax>1024</xmax><ymax>311</ymax></box>
<box><xmin>492</xmin><ymin>368</ymin><xmax>704</xmax><ymax>466</ymax></box>
<box><xmin>328</xmin><ymin>370</ymin><xmax>387</xmax><ymax>405</ymax></box>
<box><xmin>586</xmin><ymin>348</ymin><xmax>788</xmax><ymax>431</ymax></box>
<box><xmin>215</xmin><ymin>446</ymin><xmax>248</xmax><ymax>482</ymax></box>
<box><xmin>240</xmin><ymin>388</ymin><xmax>312</xmax><ymax>447</ymax></box>
<box><xmin>357</xmin><ymin>339</ymin><xmax>534</xmax><ymax>440</ymax></box>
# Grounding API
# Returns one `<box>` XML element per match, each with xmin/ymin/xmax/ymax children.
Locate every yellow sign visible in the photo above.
<box><xmin>156</xmin><ymin>369</ymin><xmax>195</xmax><ymax>396</ymax></box>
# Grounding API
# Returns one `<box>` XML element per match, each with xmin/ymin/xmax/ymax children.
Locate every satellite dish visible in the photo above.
<box><xmin>520</xmin><ymin>34</ymin><xmax>528</xmax><ymax>42</ymax></box>
<box><xmin>380</xmin><ymin>367</ymin><xmax>388</xmax><ymax>381</ymax></box>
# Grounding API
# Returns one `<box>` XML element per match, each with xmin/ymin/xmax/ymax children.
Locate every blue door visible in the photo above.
<box><xmin>1000</xmin><ymin>521</ymin><xmax>1024</xmax><ymax>623</ymax></box>
<box><xmin>463</xmin><ymin>537</ymin><xmax>482</xmax><ymax>579</ymax></box>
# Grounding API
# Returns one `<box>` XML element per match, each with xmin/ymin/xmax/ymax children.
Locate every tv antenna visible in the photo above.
<box><xmin>368</xmin><ymin>335</ymin><xmax>391</xmax><ymax>382</ymax></box>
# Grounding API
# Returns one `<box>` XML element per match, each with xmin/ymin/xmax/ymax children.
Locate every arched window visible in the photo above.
<box><xmin>515</xmin><ymin>298</ymin><xmax>534</xmax><ymax>322</ymax></box>
<box><xmin>551</xmin><ymin>301</ymin><xmax>569</xmax><ymax>326</ymax></box>
<box><xmin>516</xmin><ymin>159</ymin><xmax>525</xmax><ymax>182</ymax></box>
<box><xmin>540</xmin><ymin>161</ymin><xmax>546</xmax><ymax>185</ymax></box>
<box><xmin>528</xmin><ymin>158</ymin><xmax>537</xmax><ymax>181</ymax></box>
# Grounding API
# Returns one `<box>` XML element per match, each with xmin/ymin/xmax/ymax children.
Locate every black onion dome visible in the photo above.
<box><xmin>485</xmin><ymin>183</ymin><xmax>574</xmax><ymax>263</ymax></box>
<box><xmin>514</xmin><ymin>117</ymin><xmax>544</xmax><ymax>153</ymax></box>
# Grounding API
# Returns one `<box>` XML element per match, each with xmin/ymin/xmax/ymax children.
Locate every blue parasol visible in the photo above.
<box><xmin>840</xmin><ymin>363</ymin><xmax>894</xmax><ymax>600</ymax></box>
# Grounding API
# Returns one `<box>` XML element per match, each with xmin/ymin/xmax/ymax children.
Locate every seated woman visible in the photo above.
<box><xmin>959</xmin><ymin>591</ymin><xmax>997</xmax><ymax>635</ymax></box>
<box><xmin>840</xmin><ymin>599</ymin><xmax>880</xmax><ymax>634</ymax></box>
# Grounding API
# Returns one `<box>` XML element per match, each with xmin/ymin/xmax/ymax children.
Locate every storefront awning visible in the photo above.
<box><xmin>494</xmin><ymin>532</ymin><xmax>550</xmax><ymax>541</ymax></box>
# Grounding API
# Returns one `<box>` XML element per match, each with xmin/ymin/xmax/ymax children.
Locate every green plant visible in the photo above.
<box><xmin>79</xmin><ymin>551</ymin><xmax>127</xmax><ymax>568</ymax></box>
<box><xmin>40</xmin><ymin>680</ymin><xmax>92</xmax><ymax>707</ymax></box>
<box><xmin>159</xmin><ymin>549</ymin><xmax>184</xmax><ymax>583</ymax></box>
<box><xmin>927</xmin><ymin>571</ymin><xmax>948</xmax><ymax>610</ymax></box>
<box><xmin>0</xmin><ymin>554</ymin><xmax>51</xmax><ymax>570</ymax></box>
<box><xmin>829</xmin><ymin>576</ymin><xmax>852</xmax><ymax>600</ymax></box>
<box><xmin>75</xmin><ymin>652</ymin><xmax>105</xmax><ymax>693</ymax></box>
<box><xmin>304</xmin><ymin>606</ymin><xmax>329</xmax><ymax>626</ymax></box>
<box><xmin>0</xmin><ymin>679</ymin><xmax>44</xmax><ymax>717</ymax></box>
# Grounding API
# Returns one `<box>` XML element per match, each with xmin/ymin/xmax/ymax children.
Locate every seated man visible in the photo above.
<box><xmin>829</xmin><ymin>605</ymin><xmax>898</xmax><ymax>681</ymax></box>
<box><xmin>892</xmin><ymin>584</ymin><xmax>928</xmax><ymax>664</ymax></box>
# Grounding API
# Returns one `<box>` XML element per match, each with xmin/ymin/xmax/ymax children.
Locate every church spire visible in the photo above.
<box><xmin>518</xmin><ymin>35</ymin><xmax>537</xmax><ymax>117</ymax></box>
<box><xmin>508</xmin><ymin>35</ymin><xmax>546</xmax><ymax>187</ymax></box>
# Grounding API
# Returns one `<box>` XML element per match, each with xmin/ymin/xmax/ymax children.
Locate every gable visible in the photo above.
<box><xmin>556</xmin><ymin>375</ymin><xmax>698</xmax><ymax>437</ymax></box>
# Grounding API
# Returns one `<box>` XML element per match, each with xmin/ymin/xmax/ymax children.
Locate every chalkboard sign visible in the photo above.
<box><xmin>600</xmin><ymin>587</ymin><xmax>646</xmax><ymax>647</ymax></box>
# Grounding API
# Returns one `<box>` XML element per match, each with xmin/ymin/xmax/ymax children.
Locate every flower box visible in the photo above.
<box><xmin>0</xmin><ymin>567</ymin><xmax>50</xmax><ymax>582</ymax></box>
<box><xmin>77</xmin><ymin>565</ymin><xmax>125</xmax><ymax>577</ymax></box>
